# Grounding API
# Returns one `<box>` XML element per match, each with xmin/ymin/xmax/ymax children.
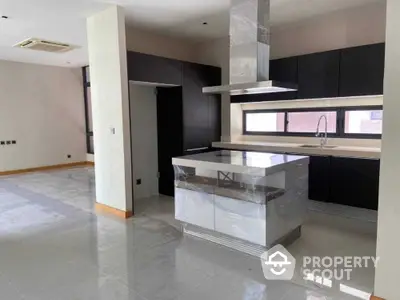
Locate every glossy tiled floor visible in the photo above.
<box><xmin>0</xmin><ymin>167</ymin><xmax>376</xmax><ymax>300</ymax></box>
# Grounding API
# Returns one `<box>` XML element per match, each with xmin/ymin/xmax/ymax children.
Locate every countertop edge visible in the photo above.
<box><xmin>212</xmin><ymin>142</ymin><xmax>381</xmax><ymax>160</ymax></box>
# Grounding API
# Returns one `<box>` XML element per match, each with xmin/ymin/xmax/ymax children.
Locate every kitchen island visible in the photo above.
<box><xmin>172</xmin><ymin>150</ymin><xmax>309</xmax><ymax>256</ymax></box>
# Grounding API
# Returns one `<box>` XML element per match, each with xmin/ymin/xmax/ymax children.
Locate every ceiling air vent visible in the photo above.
<box><xmin>14</xmin><ymin>38</ymin><xmax>75</xmax><ymax>53</ymax></box>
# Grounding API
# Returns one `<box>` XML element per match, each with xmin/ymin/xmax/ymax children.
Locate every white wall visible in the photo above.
<box><xmin>126</xmin><ymin>26</ymin><xmax>197</xmax><ymax>62</ymax></box>
<box><xmin>0</xmin><ymin>60</ymin><xmax>86</xmax><ymax>172</ymax></box>
<box><xmin>374</xmin><ymin>0</ymin><xmax>400</xmax><ymax>298</ymax></box>
<box><xmin>129</xmin><ymin>83</ymin><xmax>159</xmax><ymax>199</ymax></box>
<box><xmin>271</xmin><ymin>1</ymin><xmax>386</xmax><ymax>59</ymax></box>
<box><xmin>194</xmin><ymin>2</ymin><xmax>386</xmax><ymax>65</ymax></box>
<box><xmin>87</xmin><ymin>6</ymin><xmax>132</xmax><ymax>212</ymax></box>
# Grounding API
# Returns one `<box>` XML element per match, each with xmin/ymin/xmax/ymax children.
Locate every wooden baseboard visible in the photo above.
<box><xmin>86</xmin><ymin>161</ymin><xmax>95</xmax><ymax>166</ymax></box>
<box><xmin>0</xmin><ymin>162</ymin><xmax>93</xmax><ymax>176</ymax></box>
<box><xmin>95</xmin><ymin>203</ymin><xmax>133</xmax><ymax>219</ymax></box>
<box><xmin>370</xmin><ymin>296</ymin><xmax>385</xmax><ymax>300</ymax></box>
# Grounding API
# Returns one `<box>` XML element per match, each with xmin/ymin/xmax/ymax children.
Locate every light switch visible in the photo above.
<box><xmin>110</xmin><ymin>127</ymin><xmax>116</xmax><ymax>135</ymax></box>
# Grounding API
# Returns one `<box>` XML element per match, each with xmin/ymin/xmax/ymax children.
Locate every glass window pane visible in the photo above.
<box><xmin>287</xmin><ymin>111</ymin><xmax>337</xmax><ymax>133</ymax></box>
<box><xmin>345</xmin><ymin>110</ymin><xmax>382</xmax><ymax>134</ymax></box>
<box><xmin>87</xmin><ymin>87</ymin><xmax>93</xmax><ymax>131</ymax></box>
<box><xmin>89</xmin><ymin>136</ymin><xmax>94</xmax><ymax>154</ymax></box>
<box><xmin>85</xmin><ymin>67</ymin><xmax>90</xmax><ymax>83</ymax></box>
<box><xmin>246</xmin><ymin>112</ymin><xmax>285</xmax><ymax>132</ymax></box>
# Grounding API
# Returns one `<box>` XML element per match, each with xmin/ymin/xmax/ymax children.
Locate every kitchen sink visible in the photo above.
<box><xmin>299</xmin><ymin>144</ymin><xmax>338</xmax><ymax>149</ymax></box>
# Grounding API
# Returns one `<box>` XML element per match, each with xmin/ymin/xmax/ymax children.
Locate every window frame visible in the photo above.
<box><xmin>243</xmin><ymin>110</ymin><xmax>287</xmax><ymax>134</ymax></box>
<box><xmin>82</xmin><ymin>66</ymin><xmax>94</xmax><ymax>154</ymax></box>
<box><xmin>243</xmin><ymin>107</ymin><xmax>341</xmax><ymax>137</ymax></box>
<box><xmin>340</xmin><ymin>105</ymin><xmax>383</xmax><ymax>139</ymax></box>
<box><xmin>243</xmin><ymin>105</ymin><xmax>383</xmax><ymax>139</ymax></box>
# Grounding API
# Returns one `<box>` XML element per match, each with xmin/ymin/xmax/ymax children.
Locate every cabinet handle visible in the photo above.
<box><xmin>185</xmin><ymin>147</ymin><xmax>209</xmax><ymax>152</ymax></box>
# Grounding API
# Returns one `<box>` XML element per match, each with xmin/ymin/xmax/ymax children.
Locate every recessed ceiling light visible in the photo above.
<box><xmin>1</xmin><ymin>16</ymin><xmax>9</xmax><ymax>19</ymax></box>
<box><xmin>203</xmin><ymin>22</ymin><xmax>208</xmax><ymax>25</ymax></box>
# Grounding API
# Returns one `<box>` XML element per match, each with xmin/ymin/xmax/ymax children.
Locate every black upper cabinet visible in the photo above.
<box><xmin>231</xmin><ymin>56</ymin><xmax>298</xmax><ymax>103</ymax></box>
<box><xmin>182</xmin><ymin>62</ymin><xmax>221</xmax><ymax>151</ymax></box>
<box><xmin>339</xmin><ymin>43</ymin><xmax>385</xmax><ymax>97</ymax></box>
<box><xmin>127</xmin><ymin>51</ymin><xmax>182</xmax><ymax>85</ymax></box>
<box><xmin>297</xmin><ymin>50</ymin><xmax>340</xmax><ymax>99</ymax></box>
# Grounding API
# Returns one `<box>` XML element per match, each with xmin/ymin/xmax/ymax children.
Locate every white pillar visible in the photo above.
<box><xmin>87</xmin><ymin>6</ymin><xmax>132</xmax><ymax>215</ymax></box>
<box><xmin>374</xmin><ymin>0</ymin><xmax>399</xmax><ymax>298</ymax></box>
<box><xmin>221</xmin><ymin>38</ymin><xmax>232</xmax><ymax>142</ymax></box>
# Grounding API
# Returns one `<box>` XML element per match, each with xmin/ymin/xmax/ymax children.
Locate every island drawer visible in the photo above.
<box><xmin>175</xmin><ymin>188</ymin><xmax>215</xmax><ymax>230</ymax></box>
<box><xmin>214</xmin><ymin>195</ymin><xmax>266</xmax><ymax>246</ymax></box>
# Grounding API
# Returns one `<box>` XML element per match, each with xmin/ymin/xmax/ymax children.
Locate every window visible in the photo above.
<box><xmin>287</xmin><ymin>111</ymin><xmax>337</xmax><ymax>133</ymax></box>
<box><xmin>344</xmin><ymin>109</ymin><xmax>382</xmax><ymax>135</ymax></box>
<box><xmin>243</xmin><ymin>106</ymin><xmax>382</xmax><ymax>139</ymax></box>
<box><xmin>83</xmin><ymin>67</ymin><xmax>94</xmax><ymax>154</ymax></box>
<box><xmin>245</xmin><ymin>112</ymin><xmax>285</xmax><ymax>133</ymax></box>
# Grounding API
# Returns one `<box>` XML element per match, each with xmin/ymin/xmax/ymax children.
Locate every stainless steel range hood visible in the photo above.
<box><xmin>203</xmin><ymin>0</ymin><xmax>297</xmax><ymax>96</ymax></box>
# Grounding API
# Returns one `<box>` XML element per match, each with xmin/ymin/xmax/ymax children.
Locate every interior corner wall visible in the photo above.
<box><xmin>125</xmin><ymin>27</ymin><xmax>197</xmax><ymax>62</ymax></box>
<box><xmin>0</xmin><ymin>60</ymin><xmax>86</xmax><ymax>172</ymax></box>
<box><xmin>129</xmin><ymin>83</ymin><xmax>159</xmax><ymax>199</ymax></box>
<box><xmin>271</xmin><ymin>1</ymin><xmax>386</xmax><ymax>59</ymax></box>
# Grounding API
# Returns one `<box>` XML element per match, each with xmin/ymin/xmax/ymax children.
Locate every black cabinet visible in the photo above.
<box><xmin>156</xmin><ymin>62</ymin><xmax>221</xmax><ymax>196</ymax></box>
<box><xmin>231</xmin><ymin>56</ymin><xmax>298</xmax><ymax>103</ymax></box>
<box><xmin>339</xmin><ymin>43</ymin><xmax>385</xmax><ymax>97</ymax></box>
<box><xmin>157</xmin><ymin>87</ymin><xmax>184</xmax><ymax>197</ymax></box>
<box><xmin>330</xmin><ymin>157</ymin><xmax>380</xmax><ymax>210</ymax></box>
<box><xmin>182</xmin><ymin>62</ymin><xmax>221</xmax><ymax>151</ymax></box>
<box><xmin>127</xmin><ymin>51</ymin><xmax>182</xmax><ymax>85</ymax></box>
<box><xmin>307</xmin><ymin>156</ymin><xmax>380</xmax><ymax>210</ymax></box>
<box><xmin>297</xmin><ymin>50</ymin><xmax>340</xmax><ymax>99</ymax></box>
<box><xmin>230</xmin><ymin>43</ymin><xmax>386</xmax><ymax>104</ymax></box>
<box><xmin>308</xmin><ymin>156</ymin><xmax>331</xmax><ymax>202</ymax></box>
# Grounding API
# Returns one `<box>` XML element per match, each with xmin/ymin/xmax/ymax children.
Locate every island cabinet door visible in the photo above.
<box><xmin>214</xmin><ymin>195</ymin><xmax>266</xmax><ymax>246</ymax></box>
<box><xmin>175</xmin><ymin>188</ymin><xmax>215</xmax><ymax>230</ymax></box>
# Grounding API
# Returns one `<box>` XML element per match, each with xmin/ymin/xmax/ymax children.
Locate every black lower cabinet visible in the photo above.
<box><xmin>329</xmin><ymin>157</ymin><xmax>380</xmax><ymax>210</ymax></box>
<box><xmin>308</xmin><ymin>156</ymin><xmax>331</xmax><ymax>202</ymax></box>
<box><xmin>308</xmin><ymin>156</ymin><xmax>380</xmax><ymax>210</ymax></box>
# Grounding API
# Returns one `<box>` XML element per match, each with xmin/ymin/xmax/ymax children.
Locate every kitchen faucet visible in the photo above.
<box><xmin>316</xmin><ymin>115</ymin><xmax>328</xmax><ymax>148</ymax></box>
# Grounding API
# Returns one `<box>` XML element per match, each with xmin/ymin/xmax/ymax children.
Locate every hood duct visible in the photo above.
<box><xmin>203</xmin><ymin>0</ymin><xmax>297</xmax><ymax>96</ymax></box>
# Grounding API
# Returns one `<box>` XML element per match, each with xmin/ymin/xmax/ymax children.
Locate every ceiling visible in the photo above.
<box><xmin>0</xmin><ymin>0</ymin><xmax>384</xmax><ymax>67</ymax></box>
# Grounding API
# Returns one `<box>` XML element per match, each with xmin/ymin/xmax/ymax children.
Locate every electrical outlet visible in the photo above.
<box><xmin>136</xmin><ymin>179</ymin><xmax>142</xmax><ymax>185</ymax></box>
<box><xmin>11</xmin><ymin>140</ymin><xmax>16</xmax><ymax>145</ymax></box>
<box><xmin>67</xmin><ymin>154</ymin><xmax>71</xmax><ymax>158</ymax></box>
<box><xmin>0</xmin><ymin>141</ymin><xmax>4</xmax><ymax>145</ymax></box>
<box><xmin>6</xmin><ymin>141</ymin><xmax>11</xmax><ymax>145</ymax></box>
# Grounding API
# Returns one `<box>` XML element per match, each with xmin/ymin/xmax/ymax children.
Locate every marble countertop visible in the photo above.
<box><xmin>172</xmin><ymin>150</ymin><xmax>309</xmax><ymax>176</ymax></box>
<box><xmin>212</xmin><ymin>141</ymin><xmax>380</xmax><ymax>160</ymax></box>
